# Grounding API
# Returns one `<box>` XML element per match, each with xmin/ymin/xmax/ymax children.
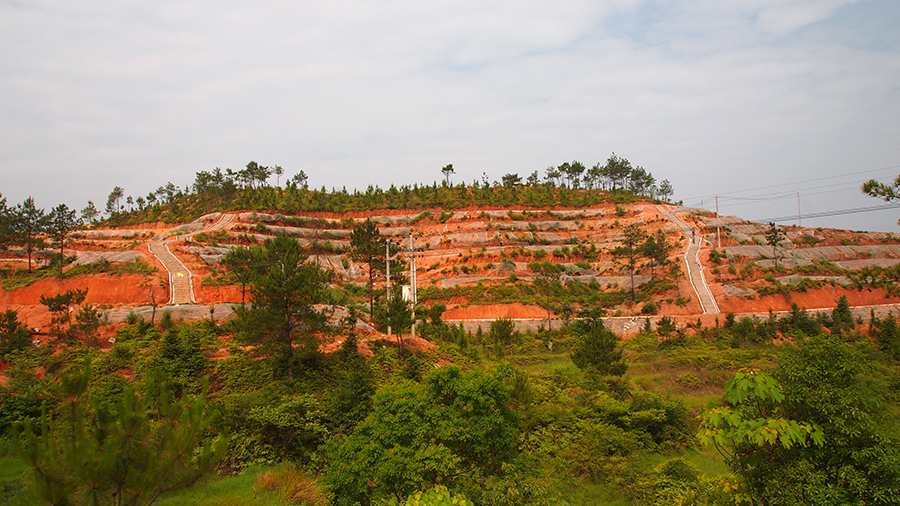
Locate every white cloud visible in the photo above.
<box><xmin>0</xmin><ymin>0</ymin><xmax>897</xmax><ymax>230</ymax></box>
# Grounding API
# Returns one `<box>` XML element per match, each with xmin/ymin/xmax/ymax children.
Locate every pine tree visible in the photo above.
<box><xmin>16</xmin><ymin>359</ymin><xmax>224</xmax><ymax>506</ymax></box>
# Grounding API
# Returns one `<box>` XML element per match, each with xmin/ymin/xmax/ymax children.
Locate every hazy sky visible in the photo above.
<box><xmin>2</xmin><ymin>0</ymin><xmax>899</xmax><ymax>231</ymax></box>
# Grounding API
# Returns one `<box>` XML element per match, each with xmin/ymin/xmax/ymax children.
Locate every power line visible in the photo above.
<box><xmin>682</xmin><ymin>163</ymin><xmax>900</xmax><ymax>202</ymax></box>
<box><xmin>753</xmin><ymin>203</ymin><xmax>897</xmax><ymax>224</ymax></box>
<box><xmin>717</xmin><ymin>178</ymin><xmax>885</xmax><ymax>203</ymax></box>
<box><xmin>716</xmin><ymin>185</ymin><xmax>866</xmax><ymax>209</ymax></box>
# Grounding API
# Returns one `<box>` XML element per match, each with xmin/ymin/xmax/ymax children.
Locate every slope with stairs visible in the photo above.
<box><xmin>147</xmin><ymin>213</ymin><xmax>237</xmax><ymax>305</ymax></box>
<box><xmin>148</xmin><ymin>240</ymin><xmax>195</xmax><ymax>305</ymax></box>
<box><xmin>657</xmin><ymin>205</ymin><xmax>720</xmax><ymax>314</ymax></box>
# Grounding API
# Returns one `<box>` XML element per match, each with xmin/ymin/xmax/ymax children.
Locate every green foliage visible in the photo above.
<box><xmin>39</xmin><ymin>288</ymin><xmax>87</xmax><ymax>338</ymax></box>
<box><xmin>642</xmin><ymin>229</ymin><xmax>674</xmax><ymax>279</ymax></box>
<box><xmin>8</xmin><ymin>197</ymin><xmax>48</xmax><ymax>272</ymax></box>
<box><xmin>570</xmin><ymin>317</ymin><xmax>627</xmax><ymax>379</ymax></box>
<box><xmin>324</xmin><ymin>366</ymin><xmax>518</xmax><ymax>505</ymax></box>
<box><xmin>46</xmin><ymin>203</ymin><xmax>80</xmax><ymax>276</ymax></box>
<box><xmin>328</xmin><ymin>335</ymin><xmax>376</xmax><ymax>434</ymax></box>
<box><xmin>862</xmin><ymin>174</ymin><xmax>900</xmax><ymax>203</ymax></box>
<box><xmin>612</xmin><ymin>224</ymin><xmax>647</xmax><ymax>301</ymax></box>
<box><xmin>775</xmin><ymin>303</ymin><xmax>821</xmax><ymax>337</ymax></box>
<box><xmin>767</xmin><ymin>335</ymin><xmax>900</xmax><ymax>505</ymax></box>
<box><xmin>624</xmin><ymin>458</ymin><xmax>739</xmax><ymax>506</ymax></box>
<box><xmin>0</xmin><ymin>363</ymin><xmax>55</xmax><ymax>437</ymax></box>
<box><xmin>0</xmin><ymin>310</ymin><xmax>31</xmax><ymax>356</ymax></box>
<box><xmin>831</xmin><ymin>295</ymin><xmax>854</xmax><ymax>335</ymax></box>
<box><xmin>233</xmin><ymin>235</ymin><xmax>330</xmax><ymax>380</ymax></box>
<box><xmin>655</xmin><ymin>315</ymin><xmax>677</xmax><ymax>337</ymax></box>
<box><xmin>243</xmin><ymin>394</ymin><xmax>329</xmax><ymax>465</ymax></box>
<box><xmin>764</xmin><ymin>222</ymin><xmax>785</xmax><ymax>269</ymax></box>
<box><xmin>147</xmin><ymin>324</ymin><xmax>211</xmax><ymax>394</ymax></box>
<box><xmin>387</xmin><ymin>485</ymin><xmax>473</xmax><ymax>506</ymax></box>
<box><xmin>489</xmin><ymin>318</ymin><xmax>518</xmax><ymax>347</ymax></box>
<box><xmin>698</xmin><ymin>369</ymin><xmax>824</xmax><ymax>504</ymax></box>
<box><xmin>213</xmin><ymin>385</ymin><xmax>329</xmax><ymax>471</ymax></box>
<box><xmin>160</xmin><ymin>310</ymin><xmax>175</xmax><ymax>330</ymax></box>
<box><xmin>61</xmin><ymin>259</ymin><xmax>157</xmax><ymax>278</ymax></box>
<box><xmin>875</xmin><ymin>313</ymin><xmax>900</xmax><ymax>359</ymax></box>
<box><xmin>15</xmin><ymin>358</ymin><xmax>225</xmax><ymax>506</ymax></box>
<box><xmin>221</xmin><ymin>245</ymin><xmax>256</xmax><ymax>307</ymax></box>
<box><xmin>386</xmin><ymin>293</ymin><xmax>413</xmax><ymax>336</ymax></box>
<box><xmin>639</xmin><ymin>277</ymin><xmax>676</xmax><ymax>296</ymax></box>
<box><xmin>350</xmin><ymin>219</ymin><xmax>389</xmax><ymax>317</ymax></box>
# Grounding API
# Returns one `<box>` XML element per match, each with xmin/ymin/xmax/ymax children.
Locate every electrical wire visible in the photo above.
<box><xmin>682</xmin><ymin>163</ymin><xmax>900</xmax><ymax>202</ymax></box>
<box><xmin>753</xmin><ymin>203</ymin><xmax>897</xmax><ymax>223</ymax></box>
<box><xmin>716</xmin><ymin>178</ymin><xmax>890</xmax><ymax>203</ymax></box>
<box><xmin>679</xmin><ymin>163</ymin><xmax>900</xmax><ymax>229</ymax></box>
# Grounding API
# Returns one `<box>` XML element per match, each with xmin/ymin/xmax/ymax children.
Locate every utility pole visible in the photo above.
<box><xmin>403</xmin><ymin>231</ymin><xmax>426</xmax><ymax>339</ymax></box>
<box><xmin>715</xmin><ymin>195</ymin><xmax>720</xmax><ymax>249</ymax></box>
<box><xmin>797</xmin><ymin>192</ymin><xmax>802</xmax><ymax>227</ymax></box>
<box><xmin>409</xmin><ymin>231</ymin><xmax>417</xmax><ymax>339</ymax></box>
<box><xmin>386</xmin><ymin>240</ymin><xmax>392</xmax><ymax>336</ymax></box>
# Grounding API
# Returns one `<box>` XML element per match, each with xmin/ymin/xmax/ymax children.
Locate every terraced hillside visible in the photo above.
<box><xmin>4</xmin><ymin>199</ymin><xmax>899</xmax><ymax>339</ymax></box>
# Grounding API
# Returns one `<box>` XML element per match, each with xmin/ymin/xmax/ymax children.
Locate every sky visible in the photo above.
<box><xmin>2</xmin><ymin>0</ymin><xmax>899</xmax><ymax>231</ymax></box>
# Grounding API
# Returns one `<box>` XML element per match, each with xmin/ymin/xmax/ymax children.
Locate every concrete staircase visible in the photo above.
<box><xmin>657</xmin><ymin>205</ymin><xmax>720</xmax><ymax>314</ymax></box>
<box><xmin>148</xmin><ymin>241</ymin><xmax>195</xmax><ymax>305</ymax></box>
<box><xmin>147</xmin><ymin>213</ymin><xmax>237</xmax><ymax>305</ymax></box>
<box><xmin>207</xmin><ymin>213</ymin><xmax>235</xmax><ymax>231</ymax></box>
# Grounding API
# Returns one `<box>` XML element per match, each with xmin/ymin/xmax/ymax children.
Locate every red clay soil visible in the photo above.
<box><xmin>318</xmin><ymin>332</ymin><xmax>436</xmax><ymax>357</ymax></box>
<box><xmin>712</xmin><ymin>284</ymin><xmax>900</xmax><ymax>313</ymax></box>
<box><xmin>246</xmin><ymin>203</ymin><xmax>620</xmax><ymax>221</ymax></box>
<box><xmin>664</xmin><ymin>268</ymin><xmax>706</xmax><ymax>315</ymax></box>
<box><xmin>0</xmin><ymin>274</ymin><xmax>156</xmax><ymax>307</ymax></box>
<box><xmin>195</xmin><ymin>285</ymin><xmax>245</xmax><ymax>304</ymax></box>
<box><xmin>0</xmin><ymin>273</ymin><xmax>159</xmax><ymax>334</ymax></box>
<box><xmin>442</xmin><ymin>303</ymin><xmax>549</xmax><ymax>320</ymax></box>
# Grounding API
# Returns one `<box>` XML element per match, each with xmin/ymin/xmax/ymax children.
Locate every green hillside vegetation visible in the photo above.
<box><xmin>2</xmin><ymin>165</ymin><xmax>900</xmax><ymax>504</ymax></box>
<box><xmin>2</xmin><ymin>238</ymin><xmax>899</xmax><ymax>506</ymax></box>
<box><xmin>95</xmin><ymin>156</ymin><xmax>673</xmax><ymax>226</ymax></box>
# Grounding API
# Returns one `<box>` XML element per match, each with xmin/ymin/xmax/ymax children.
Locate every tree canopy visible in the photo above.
<box><xmin>325</xmin><ymin>366</ymin><xmax>519</xmax><ymax>505</ymax></box>
<box><xmin>233</xmin><ymin>235</ymin><xmax>331</xmax><ymax>380</ymax></box>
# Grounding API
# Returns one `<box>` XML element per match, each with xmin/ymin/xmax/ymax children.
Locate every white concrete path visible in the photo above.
<box><xmin>657</xmin><ymin>205</ymin><xmax>720</xmax><ymax>314</ymax></box>
<box><xmin>147</xmin><ymin>213</ymin><xmax>236</xmax><ymax>305</ymax></box>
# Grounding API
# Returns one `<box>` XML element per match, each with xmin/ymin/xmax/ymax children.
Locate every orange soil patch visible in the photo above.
<box><xmin>207</xmin><ymin>348</ymin><xmax>231</xmax><ymax>360</ymax></box>
<box><xmin>196</xmin><ymin>285</ymin><xmax>244</xmax><ymax>304</ymax></box>
<box><xmin>443</xmin><ymin>303</ymin><xmax>549</xmax><ymax>320</ymax></box>
<box><xmin>3</xmin><ymin>304</ymin><xmax>53</xmax><ymax>330</ymax></box>
<box><xmin>319</xmin><ymin>332</ymin><xmax>436</xmax><ymax>356</ymax></box>
<box><xmin>243</xmin><ymin>203</ymin><xmax>621</xmax><ymax>221</ymax></box>
<box><xmin>666</xmin><ymin>268</ymin><xmax>705</xmax><ymax>315</ymax></box>
<box><xmin>0</xmin><ymin>274</ymin><xmax>156</xmax><ymax>307</ymax></box>
<box><xmin>713</xmin><ymin>284</ymin><xmax>900</xmax><ymax>313</ymax></box>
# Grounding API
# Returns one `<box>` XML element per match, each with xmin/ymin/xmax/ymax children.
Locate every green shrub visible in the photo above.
<box><xmin>389</xmin><ymin>485</ymin><xmax>473</xmax><ymax>506</ymax></box>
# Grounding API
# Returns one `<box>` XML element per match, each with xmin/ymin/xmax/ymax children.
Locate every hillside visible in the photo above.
<box><xmin>3</xmin><ymin>198</ymin><xmax>899</xmax><ymax>340</ymax></box>
<box><xmin>3</xmin><ymin>191</ymin><xmax>900</xmax><ymax>505</ymax></box>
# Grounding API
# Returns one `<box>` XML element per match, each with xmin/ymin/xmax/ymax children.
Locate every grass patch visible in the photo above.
<box><xmin>0</xmin><ymin>456</ymin><xmax>28</xmax><ymax>506</ymax></box>
<box><xmin>1</xmin><ymin>267</ymin><xmax>55</xmax><ymax>290</ymax></box>
<box><xmin>155</xmin><ymin>466</ymin><xmax>311</xmax><ymax>506</ymax></box>
<box><xmin>64</xmin><ymin>259</ymin><xmax>158</xmax><ymax>278</ymax></box>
